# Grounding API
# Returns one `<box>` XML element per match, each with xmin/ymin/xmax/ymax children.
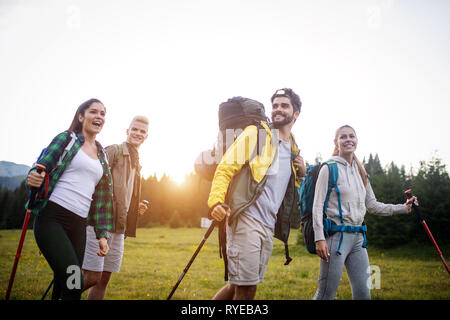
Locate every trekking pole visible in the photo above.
<box><xmin>40</xmin><ymin>278</ymin><xmax>54</xmax><ymax>300</ymax></box>
<box><xmin>167</xmin><ymin>219</ymin><xmax>218</xmax><ymax>300</ymax></box>
<box><xmin>405</xmin><ymin>189</ymin><xmax>450</xmax><ymax>275</ymax></box>
<box><xmin>5</xmin><ymin>164</ymin><xmax>46</xmax><ymax>300</ymax></box>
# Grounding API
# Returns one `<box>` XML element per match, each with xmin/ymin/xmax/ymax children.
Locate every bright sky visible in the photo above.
<box><xmin>1</xmin><ymin>0</ymin><xmax>450</xmax><ymax>183</ymax></box>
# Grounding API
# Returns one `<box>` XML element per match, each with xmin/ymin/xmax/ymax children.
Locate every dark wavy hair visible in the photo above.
<box><xmin>68</xmin><ymin>98</ymin><xmax>104</xmax><ymax>133</ymax></box>
<box><xmin>270</xmin><ymin>88</ymin><xmax>302</xmax><ymax>113</ymax></box>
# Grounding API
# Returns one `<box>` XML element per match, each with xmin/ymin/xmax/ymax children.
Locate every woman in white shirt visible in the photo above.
<box><xmin>27</xmin><ymin>98</ymin><xmax>113</xmax><ymax>300</ymax></box>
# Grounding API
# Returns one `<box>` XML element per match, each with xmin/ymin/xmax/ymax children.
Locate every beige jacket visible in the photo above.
<box><xmin>106</xmin><ymin>142</ymin><xmax>142</xmax><ymax>237</ymax></box>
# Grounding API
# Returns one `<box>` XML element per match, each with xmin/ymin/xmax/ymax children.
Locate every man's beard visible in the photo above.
<box><xmin>271</xmin><ymin>112</ymin><xmax>294</xmax><ymax>128</ymax></box>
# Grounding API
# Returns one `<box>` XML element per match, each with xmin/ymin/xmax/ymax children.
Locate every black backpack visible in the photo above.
<box><xmin>194</xmin><ymin>96</ymin><xmax>268</xmax><ymax>181</ymax></box>
<box><xmin>194</xmin><ymin>96</ymin><xmax>268</xmax><ymax>281</ymax></box>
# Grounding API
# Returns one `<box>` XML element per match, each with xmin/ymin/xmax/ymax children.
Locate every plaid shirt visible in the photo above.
<box><xmin>30</xmin><ymin>131</ymin><xmax>114</xmax><ymax>239</ymax></box>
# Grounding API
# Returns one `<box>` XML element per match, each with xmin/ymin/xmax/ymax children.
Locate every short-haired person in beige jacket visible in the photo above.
<box><xmin>82</xmin><ymin>116</ymin><xmax>149</xmax><ymax>299</ymax></box>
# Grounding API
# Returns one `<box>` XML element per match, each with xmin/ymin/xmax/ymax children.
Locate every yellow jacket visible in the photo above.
<box><xmin>208</xmin><ymin>121</ymin><xmax>302</xmax><ymax>227</ymax></box>
<box><xmin>207</xmin><ymin>121</ymin><xmax>302</xmax><ymax>264</ymax></box>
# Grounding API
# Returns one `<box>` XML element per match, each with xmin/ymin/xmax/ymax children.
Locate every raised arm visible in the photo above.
<box><xmin>365</xmin><ymin>180</ymin><xmax>409</xmax><ymax>216</ymax></box>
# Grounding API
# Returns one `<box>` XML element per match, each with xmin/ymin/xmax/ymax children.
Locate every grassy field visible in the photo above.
<box><xmin>1</xmin><ymin>227</ymin><xmax>449</xmax><ymax>300</ymax></box>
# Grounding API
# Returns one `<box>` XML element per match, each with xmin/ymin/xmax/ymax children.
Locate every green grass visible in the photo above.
<box><xmin>1</xmin><ymin>227</ymin><xmax>449</xmax><ymax>300</ymax></box>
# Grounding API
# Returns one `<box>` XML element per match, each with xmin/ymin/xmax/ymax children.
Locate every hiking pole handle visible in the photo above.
<box><xmin>404</xmin><ymin>189</ymin><xmax>422</xmax><ymax>220</ymax></box>
<box><xmin>29</xmin><ymin>164</ymin><xmax>46</xmax><ymax>209</ymax></box>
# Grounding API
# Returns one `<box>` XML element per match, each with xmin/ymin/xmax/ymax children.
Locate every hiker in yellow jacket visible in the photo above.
<box><xmin>209</xmin><ymin>89</ymin><xmax>306</xmax><ymax>300</ymax></box>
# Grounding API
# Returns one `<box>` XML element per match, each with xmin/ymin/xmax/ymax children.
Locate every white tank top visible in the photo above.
<box><xmin>49</xmin><ymin>148</ymin><xmax>104</xmax><ymax>218</ymax></box>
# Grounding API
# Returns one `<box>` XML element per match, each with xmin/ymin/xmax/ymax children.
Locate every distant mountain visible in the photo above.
<box><xmin>0</xmin><ymin>161</ymin><xmax>30</xmax><ymax>177</ymax></box>
<box><xmin>0</xmin><ymin>161</ymin><xmax>30</xmax><ymax>190</ymax></box>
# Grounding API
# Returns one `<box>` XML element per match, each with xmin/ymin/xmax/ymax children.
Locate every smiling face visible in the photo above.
<box><xmin>126</xmin><ymin>120</ymin><xmax>148</xmax><ymax>148</ymax></box>
<box><xmin>78</xmin><ymin>102</ymin><xmax>106</xmax><ymax>136</ymax></box>
<box><xmin>271</xmin><ymin>96</ymin><xmax>299</xmax><ymax>128</ymax></box>
<box><xmin>335</xmin><ymin>126</ymin><xmax>358</xmax><ymax>157</ymax></box>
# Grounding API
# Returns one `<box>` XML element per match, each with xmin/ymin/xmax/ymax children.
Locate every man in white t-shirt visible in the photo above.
<box><xmin>209</xmin><ymin>89</ymin><xmax>306</xmax><ymax>300</ymax></box>
<box><xmin>82</xmin><ymin>116</ymin><xmax>149</xmax><ymax>299</ymax></box>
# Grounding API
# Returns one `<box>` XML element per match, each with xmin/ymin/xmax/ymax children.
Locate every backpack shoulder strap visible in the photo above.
<box><xmin>116</xmin><ymin>143</ymin><xmax>123</xmax><ymax>165</ymax></box>
<box><xmin>109</xmin><ymin>143</ymin><xmax>122</xmax><ymax>169</ymax></box>
<box><xmin>248</xmin><ymin>121</ymin><xmax>269</xmax><ymax>162</ymax></box>
<box><xmin>322</xmin><ymin>160</ymin><xmax>343</xmax><ymax>222</ymax></box>
<box><xmin>56</xmin><ymin>131</ymin><xmax>78</xmax><ymax>166</ymax></box>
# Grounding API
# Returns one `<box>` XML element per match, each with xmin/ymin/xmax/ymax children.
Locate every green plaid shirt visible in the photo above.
<box><xmin>31</xmin><ymin>131</ymin><xmax>114</xmax><ymax>239</ymax></box>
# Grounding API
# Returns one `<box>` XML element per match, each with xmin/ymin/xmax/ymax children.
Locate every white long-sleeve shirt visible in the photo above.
<box><xmin>312</xmin><ymin>156</ymin><xmax>408</xmax><ymax>242</ymax></box>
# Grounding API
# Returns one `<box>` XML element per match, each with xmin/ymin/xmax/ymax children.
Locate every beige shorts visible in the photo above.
<box><xmin>82</xmin><ymin>226</ymin><xmax>124</xmax><ymax>273</ymax></box>
<box><xmin>226</xmin><ymin>214</ymin><xmax>274</xmax><ymax>286</ymax></box>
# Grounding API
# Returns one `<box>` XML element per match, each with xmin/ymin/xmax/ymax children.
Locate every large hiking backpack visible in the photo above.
<box><xmin>194</xmin><ymin>97</ymin><xmax>268</xmax><ymax>281</ymax></box>
<box><xmin>194</xmin><ymin>96</ymin><xmax>268</xmax><ymax>181</ymax></box>
<box><xmin>298</xmin><ymin>159</ymin><xmax>367</xmax><ymax>255</ymax></box>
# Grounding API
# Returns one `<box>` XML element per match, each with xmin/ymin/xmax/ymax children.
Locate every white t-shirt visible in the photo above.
<box><xmin>245</xmin><ymin>139</ymin><xmax>292</xmax><ymax>230</ymax></box>
<box><xmin>49</xmin><ymin>148</ymin><xmax>103</xmax><ymax>218</ymax></box>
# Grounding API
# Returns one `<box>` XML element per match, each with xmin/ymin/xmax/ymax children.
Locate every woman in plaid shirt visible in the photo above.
<box><xmin>27</xmin><ymin>98</ymin><xmax>113</xmax><ymax>300</ymax></box>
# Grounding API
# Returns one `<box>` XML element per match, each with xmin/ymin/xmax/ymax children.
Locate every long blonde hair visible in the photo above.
<box><xmin>333</xmin><ymin>125</ymin><xmax>368</xmax><ymax>188</ymax></box>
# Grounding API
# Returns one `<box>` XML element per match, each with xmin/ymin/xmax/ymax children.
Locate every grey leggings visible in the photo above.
<box><xmin>313</xmin><ymin>232</ymin><xmax>371</xmax><ymax>300</ymax></box>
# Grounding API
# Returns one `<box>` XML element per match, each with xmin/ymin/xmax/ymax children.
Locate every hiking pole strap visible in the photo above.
<box><xmin>284</xmin><ymin>243</ymin><xmax>292</xmax><ymax>265</ymax></box>
<box><xmin>404</xmin><ymin>189</ymin><xmax>423</xmax><ymax>220</ymax></box>
<box><xmin>218</xmin><ymin>219</ymin><xmax>228</xmax><ymax>281</ymax></box>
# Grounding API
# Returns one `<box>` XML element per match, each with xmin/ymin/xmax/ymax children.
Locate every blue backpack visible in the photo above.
<box><xmin>28</xmin><ymin>132</ymin><xmax>78</xmax><ymax>205</ymax></box>
<box><xmin>298</xmin><ymin>160</ymin><xmax>367</xmax><ymax>255</ymax></box>
<box><xmin>33</xmin><ymin>131</ymin><xmax>78</xmax><ymax>169</ymax></box>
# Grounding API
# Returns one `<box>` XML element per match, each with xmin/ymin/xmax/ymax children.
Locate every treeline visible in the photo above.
<box><xmin>362</xmin><ymin>154</ymin><xmax>450</xmax><ymax>247</ymax></box>
<box><xmin>138</xmin><ymin>173</ymin><xmax>212</xmax><ymax>228</ymax></box>
<box><xmin>0</xmin><ymin>171</ymin><xmax>213</xmax><ymax>231</ymax></box>
<box><xmin>0</xmin><ymin>180</ymin><xmax>29</xmax><ymax>230</ymax></box>
<box><xmin>1</xmin><ymin>154</ymin><xmax>449</xmax><ymax>248</ymax></box>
